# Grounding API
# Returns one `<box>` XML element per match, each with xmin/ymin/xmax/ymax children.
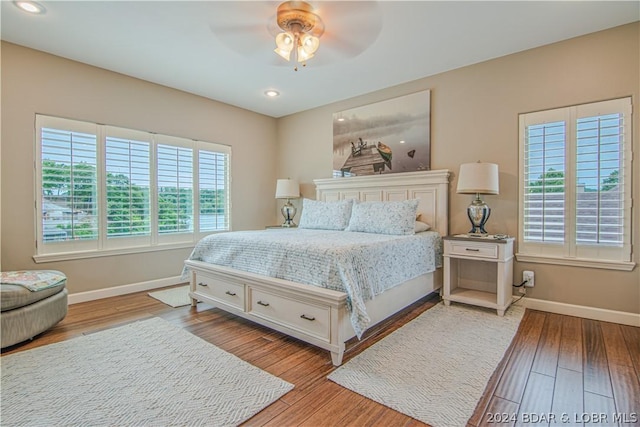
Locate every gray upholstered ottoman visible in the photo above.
<box><xmin>1</xmin><ymin>270</ymin><xmax>68</xmax><ymax>348</ymax></box>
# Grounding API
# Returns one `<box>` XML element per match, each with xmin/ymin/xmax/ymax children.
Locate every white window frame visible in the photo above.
<box><xmin>34</xmin><ymin>115</ymin><xmax>231</xmax><ymax>263</ymax></box>
<box><xmin>517</xmin><ymin>97</ymin><xmax>634</xmax><ymax>271</ymax></box>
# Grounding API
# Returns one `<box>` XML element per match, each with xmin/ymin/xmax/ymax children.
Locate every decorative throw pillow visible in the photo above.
<box><xmin>346</xmin><ymin>199</ymin><xmax>420</xmax><ymax>235</ymax></box>
<box><xmin>298</xmin><ymin>198</ymin><xmax>354</xmax><ymax>230</ymax></box>
<box><xmin>415</xmin><ymin>221</ymin><xmax>431</xmax><ymax>233</ymax></box>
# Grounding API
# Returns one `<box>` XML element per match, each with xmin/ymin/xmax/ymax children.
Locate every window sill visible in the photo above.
<box><xmin>33</xmin><ymin>242</ymin><xmax>196</xmax><ymax>263</ymax></box>
<box><xmin>515</xmin><ymin>253</ymin><xmax>636</xmax><ymax>271</ymax></box>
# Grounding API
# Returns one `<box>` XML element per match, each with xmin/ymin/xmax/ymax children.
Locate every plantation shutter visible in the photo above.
<box><xmin>157</xmin><ymin>142</ymin><xmax>194</xmax><ymax>235</ymax></box>
<box><xmin>518</xmin><ymin>97</ymin><xmax>633</xmax><ymax>269</ymax></box>
<box><xmin>575</xmin><ymin>113</ymin><xmax>624</xmax><ymax>246</ymax></box>
<box><xmin>573</xmin><ymin>99</ymin><xmax>632</xmax><ymax>262</ymax></box>
<box><xmin>522</xmin><ymin>120</ymin><xmax>566</xmax><ymax>244</ymax></box>
<box><xmin>198</xmin><ymin>146</ymin><xmax>230</xmax><ymax>232</ymax></box>
<box><xmin>38</xmin><ymin>116</ymin><xmax>99</xmax><ymax>253</ymax></box>
<box><xmin>105</xmin><ymin>128</ymin><xmax>151</xmax><ymax>240</ymax></box>
<box><xmin>35</xmin><ymin>115</ymin><xmax>232</xmax><ymax>260</ymax></box>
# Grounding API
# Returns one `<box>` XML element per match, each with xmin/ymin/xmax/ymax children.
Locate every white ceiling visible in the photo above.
<box><xmin>2</xmin><ymin>1</ymin><xmax>638</xmax><ymax>118</ymax></box>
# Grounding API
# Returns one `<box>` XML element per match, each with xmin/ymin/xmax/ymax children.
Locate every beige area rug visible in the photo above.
<box><xmin>1</xmin><ymin>317</ymin><xmax>293</xmax><ymax>426</ymax></box>
<box><xmin>148</xmin><ymin>285</ymin><xmax>193</xmax><ymax>307</ymax></box>
<box><xmin>329</xmin><ymin>302</ymin><xmax>525</xmax><ymax>427</ymax></box>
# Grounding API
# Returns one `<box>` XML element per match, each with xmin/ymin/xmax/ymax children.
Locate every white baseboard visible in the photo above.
<box><xmin>515</xmin><ymin>296</ymin><xmax>640</xmax><ymax>327</ymax></box>
<box><xmin>68</xmin><ymin>276</ymin><xmax>186</xmax><ymax>305</ymax></box>
<box><xmin>67</xmin><ymin>279</ymin><xmax>640</xmax><ymax>327</ymax></box>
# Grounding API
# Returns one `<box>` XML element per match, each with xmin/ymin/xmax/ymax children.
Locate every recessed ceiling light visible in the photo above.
<box><xmin>399</xmin><ymin>140</ymin><xmax>406</xmax><ymax>144</ymax></box>
<box><xmin>337</xmin><ymin>118</ymin><xmax>345</xmax><ymax>122</ymax></box>
<box><xmin>14</xmin><ymin>1</ymin><xmax>45</xmax><ymax>14</ymax></box>
<box><xmin>264</xmin><ymin>90</ymin><xmax>280</xmax><ymax>98</ymax></box>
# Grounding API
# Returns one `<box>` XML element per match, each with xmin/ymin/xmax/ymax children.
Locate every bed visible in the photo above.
<box><xmin>184</xmin><ymin>170</ymin><xmax>449</xmax><ymax>366</ymax></box>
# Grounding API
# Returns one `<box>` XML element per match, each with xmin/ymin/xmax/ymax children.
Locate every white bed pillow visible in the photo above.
<box><xmin>346</xmin><ymin>199</ymin><xmax>420</xmax><ymax>235</ymax></box>
<box><xmin>415</xmin><ymin>220</ymin><xmax>431</xmax><ymax>233</ymax></box>
<box><xmin>298</xmin><ymin>198</ymin><xmax>354</xmax><ymax>230</ymax></box>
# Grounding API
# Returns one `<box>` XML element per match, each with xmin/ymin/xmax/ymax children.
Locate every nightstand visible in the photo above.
<box><xmin>265</xmin><ymin>225</ymin><xmax>298</xmax><ymax>229</ymax></box>
<box><xmin>442</xmin><ymin>235</ymin><xmax>515</xmax><ymax>316</ymax></box>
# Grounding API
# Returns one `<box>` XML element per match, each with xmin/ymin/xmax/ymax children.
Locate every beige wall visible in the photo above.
<box><xmin>276</xmin><ymin>23</ymin><xmax>640</xmax><ymax>314</ymax></box>
<box><xmin>1</xmin><ymin>42</ymin><xmax>278</xmax><ymax>294</ymax></box>
<box><xmin>2</xmin><ymin>24</ymin><xmax>638</xmax><ymax>312</ymax></box>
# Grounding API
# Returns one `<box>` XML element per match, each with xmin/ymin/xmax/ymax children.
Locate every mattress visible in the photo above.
<box><xmin>185</xmin><ymin>228</ymin><xmax>442</xmax><ymax>337</ymax></box>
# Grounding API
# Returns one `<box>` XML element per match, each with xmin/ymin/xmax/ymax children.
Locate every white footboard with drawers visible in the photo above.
<box><xmin>186</xmin><ymin>170</ymin><xmax>449</xmax><ymax>365</ymax></box>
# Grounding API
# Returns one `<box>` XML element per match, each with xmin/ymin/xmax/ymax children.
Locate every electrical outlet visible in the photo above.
<box><xmin>523</xmin><ymin>270</ymin><xmax>535</xmax><ymax>288</ymax></box>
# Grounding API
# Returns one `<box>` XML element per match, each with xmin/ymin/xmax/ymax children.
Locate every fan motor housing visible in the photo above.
<box><xmin>276</xmin><ymin>1</ymin><xmax>324</xmax><ymax>36</ymax></box>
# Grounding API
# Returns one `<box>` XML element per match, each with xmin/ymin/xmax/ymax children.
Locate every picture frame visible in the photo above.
<box><xmin>333</xmin><ymin>89</ymin><xmax>431</xmax><ymax>177</ymax></box>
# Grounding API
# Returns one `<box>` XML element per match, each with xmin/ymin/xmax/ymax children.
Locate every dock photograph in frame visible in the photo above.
<box><xmin>333</xmin><ymin>90</ymin><xmax>430</xmax><ymax>177</ymax></box>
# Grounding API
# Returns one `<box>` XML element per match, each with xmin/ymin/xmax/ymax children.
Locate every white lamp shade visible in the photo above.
<box><xmin>275</xmin><ymin>179</ymin><xmax>300</xmax><ymax>199</ymax></box>
<box><xmin>456</xmin><ymin>162</ymin><xmax>499</xmax><ymax>195</ymax></box>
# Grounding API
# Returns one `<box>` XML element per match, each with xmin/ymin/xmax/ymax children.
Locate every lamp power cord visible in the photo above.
<box><xmin>511</xmin><ymin>279</ymin><xmax>529</xmax><ymax>305</ymax></box>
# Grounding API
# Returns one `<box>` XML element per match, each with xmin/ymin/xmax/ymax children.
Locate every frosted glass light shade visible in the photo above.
<box><xmin>301</xmin><ymin>34</ymin><xmax>319</xmax><ymax>52</ymax></box>
<box><xmin>274</xmin><ymin>32</ymin><xmax>294</xmax><ymax>61</ymax></box>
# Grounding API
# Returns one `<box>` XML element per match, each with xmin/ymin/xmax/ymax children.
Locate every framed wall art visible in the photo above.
<box><xmin>333</xmin><ymin>89</ymin><xmax>431</xmax><ymax>177</ymax></box>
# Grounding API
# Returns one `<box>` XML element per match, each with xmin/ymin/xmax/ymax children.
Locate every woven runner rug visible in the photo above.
<box><xmin>148</xmin><ymin>285</ymin><xmax>192</xmax><ymax>307</ymax></box>
<box><xmin>1</xmin><ymin>318</ymin><xmax>293</xmax><ymax>426</ymax></box>
<box><xmin>328</xmin><ymin>302</ymin><xmax>525</xmax><ymax>427</ymax></box>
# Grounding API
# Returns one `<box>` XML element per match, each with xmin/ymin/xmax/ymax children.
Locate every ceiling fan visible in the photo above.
<box><xmin>209</xmin><ymin>1</ymin><xmax>383</xmax><ymax>68</ymax></box>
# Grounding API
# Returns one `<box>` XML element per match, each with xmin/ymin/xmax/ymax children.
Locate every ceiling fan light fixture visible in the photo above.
<box><xmin>274</xmin><ymin>1</ymin><xmax>324</xmax><ymax>69</ymax></box>
<box><xmin>297</xmin><ymin>46</ymin><xmax>314</xmax><ymax>62</ymax></box>
<box><xmin>300</xmin><ymin>33</ymin><xmax>319</xmax><ymax>55</ymax></box>
<box><xmin>274</xmin><ymin>47</ymin><xmax>291</xmax><ymax>61</ymax></box>
<box><xmin>274</xmin><ymin>32</ymin><xmax>294</xmax><ymax>60</ymax></box>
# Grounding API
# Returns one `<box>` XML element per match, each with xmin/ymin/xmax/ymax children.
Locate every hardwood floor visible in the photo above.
<box><xmin>2</xmin><ymin>289</ymin><xmax>639</xmax><ymax>426</ymax></box>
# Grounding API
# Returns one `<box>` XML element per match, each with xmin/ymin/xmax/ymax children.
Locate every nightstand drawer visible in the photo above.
<box><xmin>448</xmin><ymin>242</ymin><xmax>498</xmax><ymax>259</ymax></box>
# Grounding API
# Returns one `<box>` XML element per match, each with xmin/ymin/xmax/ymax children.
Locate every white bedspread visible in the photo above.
<box><xmin>185</xmin><ymin>229</ymin><xmax>442</xmax><ymax>337</ymax></box>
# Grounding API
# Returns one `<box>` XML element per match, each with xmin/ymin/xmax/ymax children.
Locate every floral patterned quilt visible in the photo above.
<box><xmin>184</xmin><ymin>229</ymin><xmax>442</xmax><ymax>338</ymax></box>
<box><xmin>1</xmin><ymin>270</ymin><xmax>66</xmax><ymax>292</ymax></box>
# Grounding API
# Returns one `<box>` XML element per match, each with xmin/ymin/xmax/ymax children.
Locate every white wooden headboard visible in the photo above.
<box><xmin>314</xmin><ymin>170</ymin><xmax>450</xmax><ymax>237</ymax></box>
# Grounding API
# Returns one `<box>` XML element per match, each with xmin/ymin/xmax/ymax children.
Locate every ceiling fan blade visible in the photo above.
<box><xmin>209</xmin><ymin>21</ymin><xmax>273</xmax><ymax>55</ymax></box>
<box><xmin>314</xmin><ymin>1</ymin><xmax>381</xmax><ymax>22</ymax></box>
<box><xmin>315</xmin><ymin>1</ymin><xmax>383</xmax><ymax>57</ymax></box>
<box><xmin>207</xmin><ymin>1</ymin><xmax>280</xmax><ymax>56</ymax></box>
<box><xmin>320</xmin><ymin>31</ymin><xmax>376</xmax><ymax>58</ymax></box>
<box><xmin>211</xmin><ymin>23</ymin><xmax>265</xmax><ymax>36</ymax></box>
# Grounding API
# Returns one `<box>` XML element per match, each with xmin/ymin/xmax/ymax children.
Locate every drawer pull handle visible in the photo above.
<box><xmin>257</xmin><ymin>300</ymin><xmax>270</xmax><ymax>307</ymax></box>
<box><xmin>465</xmin><ymin>248</ymin><xmax>480</xmax><ymax>252</ymax></box>
<box><xmin>198</xmin><ymin>282</ymin><xmax>208</xmax><ymax>287</ymax></box>
<box><xmin>300</xmin><ymin>314</ymin><xmax>316</xmax><ymax>321</ymax></box>
<box><xmin>225</xmin><ymin>291</ymin><xmax>237</xmax><ymax>296</ymax></box>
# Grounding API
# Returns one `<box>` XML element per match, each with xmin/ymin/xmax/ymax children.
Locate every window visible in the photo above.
<box><xmin>35</xmin><ymin>115</ymin><xmax>230</xmax><ymax>260</ymax></box>
<box><xmin>156</xmin><ymin>142</ymin><xmax>194</xmax><ymax>236</ymax></box>
<box><xmin>105</xmin><ymin>127</ymin><xmax>151</xmax><ymax>245</ymax></box>
<box><xmin>517</xmin><ymin>97</ymin><xmax>633</xmax><ymax>271</ymax></box>
<box><xmin>40</xmin><ymin>123</ymin><xmax>98</xmax><ymax>245</ymax></box>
